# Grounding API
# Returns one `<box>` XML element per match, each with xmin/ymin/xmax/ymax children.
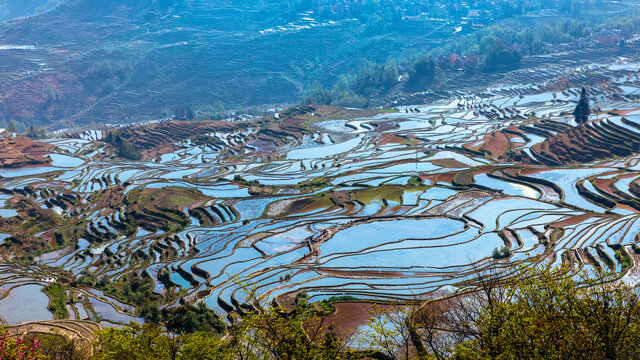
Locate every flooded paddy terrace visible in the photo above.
<box><xmin>5</xmin><ymin>60</ymin><xmax>640</xmax><ymax>323</ymax></box>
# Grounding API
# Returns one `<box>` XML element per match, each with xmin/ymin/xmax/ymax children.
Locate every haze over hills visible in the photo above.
<box><xmin>0</xmin><ymin>0</ymin><xmax>451</xmax><ymax>128</ymax></box>
<box><xmin>1</xmin><ymin>0</ymin><xmax>636</xmax><ymax>130</ymax></box>
<box><xmin>0</xmin><ymin>0</ymin><xmax>62</xmax><ymax>22</ymax></box>
<box><xmin>8</xmin><ymin>1</ymin><xmax>640</xmax><ymax>358</ymax></box>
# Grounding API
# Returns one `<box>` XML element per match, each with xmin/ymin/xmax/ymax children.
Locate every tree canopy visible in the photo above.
<box><xmin>20</xmin><ymin>266</ymin><xmax>640</xmax><ymax>360</ymax></box>
<box><xmin>574</xmin><ymin>87</ymin><xmax>591</xmax><ymax>124</ymax></box>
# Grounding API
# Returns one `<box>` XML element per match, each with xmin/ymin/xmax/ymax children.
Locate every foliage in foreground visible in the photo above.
<box><xmin>0</xmin><ymin>327</ymin><xmax>46</xmax><ymax>360</ymax></box>
<box><xmin>404</xmin><ymin>267</ymin><xmax>640</xmax><ymax>360</ymax></box>
<box><xmin>92</xmin><ymin>308</ymin><xmax>360</xmax><ymax>360</ymax></box>
<box><xmin>88</xmin><ymin>267</ymin><xmax>640</xmax><ymax>360</ymax></box>
<box><xmin>9</xmin><ymin>267</ymin><xmax>640</xmax><ymax>359</ymax></box>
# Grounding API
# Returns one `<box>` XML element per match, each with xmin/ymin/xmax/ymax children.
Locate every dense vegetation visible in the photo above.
<box><xmin>0</xmin><ymin>328</ymin><xmax>45</xmax><ymax>360</ymax></box>
<box><xmin>575</xmin><ymin>87</ymin><xmax>591</xmax><ymax>124</ymax></box>
<box><xmin>289</xmin><ymin>0</ymin><xmax>606</xmax><ymax>24</ymax></box>
<box><xmin>8</xmin><ymin>267</ymin><xmax>640</xmax><ymax>359</ymax></box>
<box><xmin>103</xmin><ymin>132</ymin><xmax>141</xmax><ymax>160</ymax></box>
<box><xmin>305</xmin><ymin>13</ymin><xmax>636</xmax><ymax>108</ymax></box>
<box><xmin>159</xmin><ymin>303</ymin><xmax>226</xmax><ymax>335</ymax></box>
<box><xmin>0</xmin><ymin>0</ymin><xmax>62</xmax><ymax>22</ymax></box>
<box><xmin>1</xmin><ymin>0</ymin><xmax>637</xmax><ymax>128</ymax></box>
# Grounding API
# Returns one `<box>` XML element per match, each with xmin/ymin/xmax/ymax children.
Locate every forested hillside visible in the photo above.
<box><xmin>0</xmin><ymin>0</ymin><xmax>635</xmax><ymax>129</ymax></box>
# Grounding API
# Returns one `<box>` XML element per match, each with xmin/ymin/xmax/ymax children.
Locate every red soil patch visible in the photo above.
<box><xmin>89</xmin><ymin>186</ymin><xmax>127</xmax><ymax>215</ymax></box>
<box><xmin>530</xmin><ymin>122</ymin><xmax>640</xmax><ymax>165</ymax></box>
<box><xmin>144</xmin><ymin>143</ymin><xmax>178</xmax><ymax>161</ymax></box>
<box><xmin>474</xmin><ymin>166</ymin><xmax>495</xmax><ymax>175</ymax></box>
<box><xmin>321</xmin><ymin>302</ymin><xmax>396</xmax><ymax>333</ymax></box>
<box><xmin>609</xmin><ymin>109</ymin><xmax>640</xmax><ymax>116</ymax></box>
<box><xmin>280</xmin><ymin>117</ymin><xmax>307</xmax><ymax>129</ymax></box>
<box><xmin>430</xmin><ymin>158</ymin><xmax>469</xmax><ymax>168</ymax></box>
<box><xmin>0</xmin><ymin>136</ymin><xmax>54</xmax><ymax>168</ymax></box>
<box><xmin>482</xmin><ymin>132</ymin><xmax>509</xmax><ymax>158</ymax></box>
<box><xmin>0</xmin><ymin>73</ymin><xmax>83</xmax><ymax>122</ymax></box>
<box><xmin>463</xmin><ymin>140</ymin><xmax>483</xmax><ymax>152</ymax></box>
<box><xmin>550</xmin><ymin>214</ymin><xmax>601</xmax><ymax>228</ymax></box>
<box><xmin>614</xmin><ymin>204</ymin><xmax>639</xmax><ymax>214</ymax></box>
<box><xmin>330</xmin><ymin>191</ymin><xmax>357</xmax><ymax>205</ymax></box>
<box><xmin>7</xmin><ymin>195</ymin><xmax>25</xmax><ymax>204</ymax></box>
<box><xmin>510</xmin><ymin>141</ymin><xmax>526</xmax><ymax>149</ymax></box>
<box><xmin>594</xmin><ymin>178</ymin><xmax>620</xmax><ymax>198</ymax></box>
<box><xmin>371</xmin><ymin>121</ymin><xmax>399</xmax><ymax>132</ymax></box>
<box><xmin>116</xmin><ymin>120</ymin><xmax>245</xmax><ymax>151</ymax></box>
<box><xmin>378</xmin><ymin>134</ymin><xmax>405</xmax><ymax>146</ymax></box>
<box><xmin>42</xmin><ymin>229</ymin><xmax>56</xmax><ymax>245</ymax></box>
<box><xmin>435</xmin><ymin>172</ymin><xmax>457</xmax><ymax>184</ymax></box>
<box><xmin>519</xmin><ymin>167</ymin><xmax>547</xmax><ymax>176</ymax></box>
<box><xmin>619</xmin><ymin>173</ymin><xmax>639</xmax><ymax>180</ymax></box>
<box><xmin>504</xmin><ymin>132</ymin><xmax>525</xmax><ymax>145</ymax></box>
<box><xmin>321</xmin><ymin>289</ymin><xmax>451</xmax><ymax>335</ymax></box>
<box><xmin>420</xmin><ymin>173</ymin><xmax>438</xmax><ymax>184</ymax></box>
<box><xmin>494</xmin><ymin>168</ymin><xmax>522</xmax><ymax>178</ymax></box>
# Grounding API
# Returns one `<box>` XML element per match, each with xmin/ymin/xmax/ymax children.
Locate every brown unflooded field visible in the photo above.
<box><xmin>0</xmin><ymin>136</ymin><xmax>53</xmax><ymax>168</ymax></box>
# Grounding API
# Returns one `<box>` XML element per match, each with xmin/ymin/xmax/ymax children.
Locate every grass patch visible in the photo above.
<box><xmin>355</xmin><ymin>185</ymin><xmax>403</xmax><ymax>204</ymax></box>
<box><xmin>615</xmin><ymin>250</ymin><xmax>631</xmax><ymax>269</ymax></box>
<box><xmin>44</xmin><ymin>283</ymin><xmax>70</xmax><ymax>319</ymax></box>
<box><xmin>492</xmin><ymin>246</ymin><xmax>512</xmax><ymax>260</ymax></box>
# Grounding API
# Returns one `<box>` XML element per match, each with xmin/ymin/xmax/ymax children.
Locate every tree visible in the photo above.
<box><xmin>382</xmin><ymin>61</ymin><xmax>399</xmax><ymax>90</ymax></box>
<box><xmin>401</xmin><ymin>266</ymin><xmax>640</xmax><ymax>360</ymax></box>
<box><xmin>231</xmin><ymin>305</ymin><xmax>359</xmax><ymax>360</ymax></box>
<box><xmin>479</xmin><ymin>35</ymin><xmax>497</xmax><ymax>55</ymax></box>
<box><xmin>103</xmin><ymin>132</ymin><xmax>141</xmax><ymax>160</ymax></box>
<box><xmin>485</xmin><ymin>41</ymin><xmax>522</xmax><ymax>70</ymax></box>
<box><xmin>7</xmin><ymin>119</ymin><xmax>19</xmax><ymax>135</ymax></box>
<box><xmin>174</xmin><ymin>105</ymin><xmax>187</xmax><ymax>120</ymax></box>
<box><xmin>303</xmin><ymin>84</ymin><xmax>332</xmax><ymax>105</ymax></box>
<box><xmin>407</xmin><ymin>56</ymin><xmax>437</xmax><ymax>89</ymax></box>
<box><xmin>359</xmin><ymin>305</ymin><xmax>416</xmax><ymax>360</ymax></box>
<box><xmin>93</xmin><ymin>305</ymin><xmax>359</xmax><ymax>360</ymax></box>
<box><xmin>162</xmin><ymin>302</ymin><xmax>226</xmax><ymax>334</ymax></box>
<box><xmin>0</xmin><ymin>327</ymin><xmax>47</xmax><ymax>360</ymax></box>
<box><xmin>39</xmin><ymin>333</ymin><xmax>90</xmax><ymax>360</ymax></box>
<box><xmin>45</xmin><ymin>85</ymin><xmax>57</xmax><ymax>106</ymax></box>
<box><xmin>26</xmin><ymin>125</ymin><xmax>47</xmax><ymax>139</ymax></box>
<box><xmin>574</xmin><ymin>87</ymin><xmax>591</xmax><ymax>124</ymax></box>
<box><xmin>42</xmin><ymin>266</ymin><xmax>640</xmax><ymax>359</ymax></box>
<box><xmin>332</xmin><ymin>90</ymin><xmax>368</xmax><ymax>108</ymax></box>
<box><xmin>186</xmin><ymin>106</ymin><xmax>196</xmax><ymax>120</ymax></box>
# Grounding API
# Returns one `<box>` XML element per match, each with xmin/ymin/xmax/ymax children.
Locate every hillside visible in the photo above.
<box><xmin>0</xmin><ymin>0</ymin><xmax>457</xmax><ymax>128</ymax></box>
<box><xmin>0</xmin><ymin>0</ymin><xmax>61</xmax><ymax>22</ymax></box>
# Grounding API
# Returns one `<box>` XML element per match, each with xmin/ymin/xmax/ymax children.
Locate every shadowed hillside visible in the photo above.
<box><xmin>0</xmin><ymin>0</ymin><xmax>457</xmax><ymax>128</ymax></box>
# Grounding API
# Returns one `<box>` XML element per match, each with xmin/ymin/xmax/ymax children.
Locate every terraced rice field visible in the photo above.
<box><xmin>6</xmin><ymin>58</ymin><xmax>640</xmax><ymax>324</ymax></box>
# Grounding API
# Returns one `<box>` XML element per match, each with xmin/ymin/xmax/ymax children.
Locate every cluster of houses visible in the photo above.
<box><xmin>306</xmin><ymin>0</ymin><xmax>521</xmax><ymax>26</ymax></box>
<box><xmin>437</xmin><ymin>52</ymin><xmax>481</xmax><ymax>72</ymax></box>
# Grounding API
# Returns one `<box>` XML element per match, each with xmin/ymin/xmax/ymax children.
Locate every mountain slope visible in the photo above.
<box><xmin>0</xmin><ymin>0</ymin><xmax>454</xmax><ymax>128</ymax></box>
<box><xmin>0</xmin><ymin>0</ymin><xmax>61</xmax><ymax>22</ymax></box>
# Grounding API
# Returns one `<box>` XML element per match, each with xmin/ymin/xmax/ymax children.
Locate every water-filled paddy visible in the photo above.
<box><xmin>4</xmin><ymin>66</ymin><xmax>640</xmax><ymax>323</ymax></box>
<box><xmin>0</xmin><ymin>285</ymin><xmax>53</xmax><ymax>324</ymax></box>
<box><xmin>287</xmin><ymin>136</ymin><xmax>362</xmax><ymax>159</ymax></box>
<box><xmin>321</xmin><ymin>218</ymin><xmax>466</xmax><ymax>255</ymax></box>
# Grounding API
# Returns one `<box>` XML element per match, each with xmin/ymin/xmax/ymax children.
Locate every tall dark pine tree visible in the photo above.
<box><xmin>574</xmin><ymin>87</ymin><xmax>590</xmax><ymax>125</ymax></box>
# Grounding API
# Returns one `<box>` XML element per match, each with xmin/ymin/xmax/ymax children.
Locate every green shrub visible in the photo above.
<box><xmin>44</xmin><ymin>283</ymin><xmax>69</xmax><ymax>319</ymax></box>
<box><xmin>493</xmin><ymin>245</ymin><xmax>512</xmax><ymax>259</ymax></box>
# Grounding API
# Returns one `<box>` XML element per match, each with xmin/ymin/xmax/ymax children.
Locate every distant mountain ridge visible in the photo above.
<box><xmin>2</xmin><ymin>0</ymin><xmax>619</xmax><ymax>130</ymax></box>
<box><xmin>0</xmin><ymin>0</ymin><xmax>442</xmax><ymax>128</ymax></box>
<box><xmin>0</xmin><ymin>0</ymin><xmax>57</xmax><ymax>22</ymax></box>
